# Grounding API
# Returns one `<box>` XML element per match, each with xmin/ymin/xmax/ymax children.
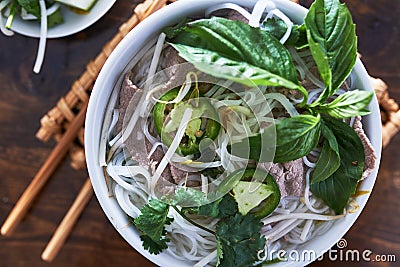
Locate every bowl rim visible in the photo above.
<box><xmin>85</xmin><ymin>0</ymin><xmax>382</xmax><ymax>266</ymax></box>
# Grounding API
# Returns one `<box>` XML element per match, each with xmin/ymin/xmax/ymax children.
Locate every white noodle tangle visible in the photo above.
<box><xmin>33</xmin><ymin>0</ymin><xmax>47</xmax><ymax>73</ymax></box>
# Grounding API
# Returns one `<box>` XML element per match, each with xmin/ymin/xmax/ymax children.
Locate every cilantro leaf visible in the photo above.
<box><xmin>133</xmin><ymin>199</ymin><xmax>173</xmax><ymax>254</ymax></box>
<box><xmin>139</xmin><ymin>234</ymin><xmax>168</xmax><ymax>255</ymax></box>
<box><xmin>170</xmin><ymin>187</ymin><xmax>208</xmax><ymax>207</ymax></box>
<box><xmin>197</xmin><ymin>194</ymin><xmax>238</xmax><ymax>218</ymax></box>
<box><xmin>216</xmin><ymin>213</ymin><xmax>265</xmax><ymax>267</ymax></box>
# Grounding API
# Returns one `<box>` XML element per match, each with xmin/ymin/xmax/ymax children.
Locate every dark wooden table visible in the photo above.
<box><xmin>0</xmin><ymin>1</ymin><xmax>399</xmax><ymax>266</ymax></box>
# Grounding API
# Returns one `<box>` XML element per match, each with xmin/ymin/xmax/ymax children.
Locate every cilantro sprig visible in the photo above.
<box><xmin>198</xmin><ymin>194</ymin><xmax>265</xmax><ymax>266</ymax></box>
<box><xmin>216</xmin><ymin>213</ymin><xmax>265</xmax><ymax>267</ymax></box>
<box><xmin>133</xmin><ymin>199</ymin><xmax>172</xmax><ymax>254</ymax></box>
<box><xmin>134</xmin><ymin>189</ymin><xmax>266</xmax><ymax>267</ymax></box>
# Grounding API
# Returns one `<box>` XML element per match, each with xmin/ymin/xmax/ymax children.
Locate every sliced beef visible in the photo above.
<box><xmin>261</xmin><ymin>158</ymin><xmax>305</xmax><ymax>198</ymax></box>
<box><xmin>352</xmin><ymin>116</ymin><xmax>377</xmax><ymax>179</ymax></box>
<box><xmin>160</xmin><ymin>46</ymin><xmax>186</xmax><ymax>78</ymax></box>
<box><xmin>116</xmin><ymin>75</ymin><xmax>178</xmax><ymax>187</ymax></box>
<box><xmin>225</xmin><ymin>10</ymin><xmax>249</xmax><ymax>23</ymax></box>
<box><xmin>116</xmin><ymin>74</ymin><xmax>139</xmax><ymax>133</ymax></box>
<box><xmin>300</xmin><ymin>66</ymin><xmax>321</xmax><ymax>90</ymax></box>
<box><xmin>170</xmin><ymin>164</ymin><xmax>188</xmax><ymax>185</ymax></box>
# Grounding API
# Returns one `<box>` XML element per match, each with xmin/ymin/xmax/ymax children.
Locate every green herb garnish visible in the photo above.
<box><xmin>166</xmin><ymin>16</ymin><xmax>308</xmax><ymax>103</ymax></box>
<box><xmin>305</xmin><ymin>0</ymin><xmax>358</xmax><ymax>105</ymax></box>
<box><xmin>134</xmin><ymin>189</ymin><xmax>266</xmax><ymax>267</ymax></box>
<box><xmin>133</xmin><ymin>199</ymin><xmax>172</xmax><ymax>255</ymax></box>
<box><xmin>310</xmin><ymin>116</ymin><xmax>365</xmax><ymax>214</ymax></box>
<box><xmin>166</xmin><ymin>0</ymin><xmax>372</xmax><ymax>215</ymax></box>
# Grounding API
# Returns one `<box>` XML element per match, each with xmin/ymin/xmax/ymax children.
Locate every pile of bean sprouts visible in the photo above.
<box><xmin>99</xmin><ymin>1</ymin><xmax>359</xmax><ymax>266</ymax></box>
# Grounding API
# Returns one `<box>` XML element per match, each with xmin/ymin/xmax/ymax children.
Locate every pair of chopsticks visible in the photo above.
<box><xmin>1</xmin><ymin>0</ymin><xmax>170</xmax><ymax>262</ymax></box>
<box><xmin>1</xmin><ymin>104</ymin><xmax>94</xmax><ymax>262</ymax></box>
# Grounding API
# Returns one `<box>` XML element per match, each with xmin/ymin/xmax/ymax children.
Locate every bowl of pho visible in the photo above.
<box><xmin>85</xmin><ymin>0</ymin><xmax>382</xmax><ymax>266</ymax></box>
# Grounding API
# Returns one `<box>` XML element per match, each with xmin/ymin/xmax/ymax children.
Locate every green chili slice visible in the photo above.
<box><xmin>153</xmin><ymin>86</ymin><xmax>220</xmax><ymax>156</ymax></box>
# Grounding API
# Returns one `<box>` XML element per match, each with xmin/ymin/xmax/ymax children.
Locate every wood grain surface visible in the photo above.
<box><xmin>0</xmin><ymin>0</ymin><xmax>399</xmax><ymax>267</ymax></box>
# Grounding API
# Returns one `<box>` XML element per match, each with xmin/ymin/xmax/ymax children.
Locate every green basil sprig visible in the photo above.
<box><xmin>305</xmin><ymin>0</ymin><xmax>358</xmax><ymax>105</ymax></box>
<box><xmin>229</xmin><ymin>115</ymin><xmax>321</xmax><ymax>163</ymax></box>
<box><xmin>165</xmin><ymin>0</ymin><xmax>374</xmax><ymax>215</ymax></box>
<box><xmin>310</xmin><ymin>117</ymin><xmax>365</xmax><ymax>214</ymax></box>
<box><xmin>227</xmin><ymin>0</ymin><xmax>373</xmax><ymax>214</ymax></box>
<box><xmin>262</xmin><ymin>17</ymin><xmax>307</xmax><ymax>48</ymax></box>
<box><xmin>313</xmin><ymin>90</ymin><xmax>373</xmax><ymax>118</ymax></box>
<box><xmin>311</xmin><ymin>123</ymin><xmax>340</xmax><ymax>184</ymax></box>
<box><xmin>166</xmin><ymin>17</ymin><xmax>308</xmax><ymax>103</ymax></box>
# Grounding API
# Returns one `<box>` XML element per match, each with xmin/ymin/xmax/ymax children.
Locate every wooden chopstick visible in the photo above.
<box><xmin>0</xmin><ymin>102</ymin><xmax>88</xmax><ymax>236</ymax></box>
<box><xmin>41</xmin><ymin>177</ymin><xmax>93</xmax><ymax>262</ymax></box>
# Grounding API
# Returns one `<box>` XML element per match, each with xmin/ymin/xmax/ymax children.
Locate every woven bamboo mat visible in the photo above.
<box><xmin>35</xmin><ymin>0</ymin><xmax>400</xmax><ymax>170</ymax></box>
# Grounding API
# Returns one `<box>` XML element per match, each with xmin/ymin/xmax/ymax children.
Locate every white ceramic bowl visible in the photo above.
<box><xmin>85</xmin><ymin>0</ymin><xmax>382</xmax><ymax>266</ymax></box>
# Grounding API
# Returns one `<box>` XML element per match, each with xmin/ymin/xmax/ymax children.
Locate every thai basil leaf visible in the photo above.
<box><xmin>310</xmin><ymin>116</ymin><xmax>365</xmax><ymax>214</ymax></box>
<box><xmin>262</xmin><ymin>18</ymin><xmax>307</xmax><ymax>47</ymax></box>
<box><xmin>314</xmin><ymin>90</ymin><xmax>373</xmax><ymax>118</ymax></box>
<box><xmin>307</xmin><ymin>29</ymin><xmax>332</xmax><ymax>91</ymax></box>
<box><xmin>311</xmin><ymin>124</ymin><xmax>340</xmax><ymax>184</ymax></box>
<box><xmin>228</xmin><ymin>114</ymin><xmax>321</xmax><ymax>163</ymax></box>
<box><xmin>227</xmin><ymin>126</ymin><xmax>276</xmax><ymax>163</ymax></box>
<box><xmin>167</xmin><ymin>17</ymin><xmax>308</xmax><ymax>100</ymax></box>
<box><xmin>305</xmin><ymin>0</ymin><xmax>357</xmax><ymax>104</ymax></box>
<box><xmin>273</xmin><ymin>114</ymin><xmax>321</xmax><ymax>162</ymax></box>
<box><xmin>164</xmin><ymin>18</ymin><xmax>192</xmax><ymax>39</ymax></box>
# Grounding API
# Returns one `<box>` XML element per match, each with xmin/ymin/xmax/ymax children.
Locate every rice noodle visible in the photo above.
<box><xmin>288</xmin><ymin>46</ymin><xmax>325</xmax><ymax>89</ymax></box>
<box><xmin>33</xmin><ymin>0</ymin><xmax>47</xmax><ymax>73</ymax></box>
<box><xmin>264</xmin><ymin>93</ymin><xmax>299</xmax><ymax>117</ymax></box>
<box><xmin>100</xmin><ymin>37</ymin><xmax>159</xmax><ymax>165</ymax></box>
<box><xmin>262</xmin><ymin>212</ymin><xmax>344</xmax><ymax>226</ymax></box>
<box><xmin>151</xmin><ymin>108</ymin><xmax>193</xmax><ymax>194</ymax></box>
<box><xmin>249</xmin><ymin>0</ymin><xmax>275</xmax><ymax>27</ymax></box>
<box><xmin>304</xmin><ymin>168</ymin><xmax>330</xmax><ymax>213</ymax></box>
<box><xmin>145</xmin><ymin>33</ymin><xmax>166</xmax><ymax>88</ymax></box>
<box><xmin>205</xmin><ymin>3</ymin><xmax>251</xmax><ymax>20</ymax></box>
<box><xmin>151</xmin><ymin>71</ymin><xmax>195</xmax><ymax>104</ymax></box>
